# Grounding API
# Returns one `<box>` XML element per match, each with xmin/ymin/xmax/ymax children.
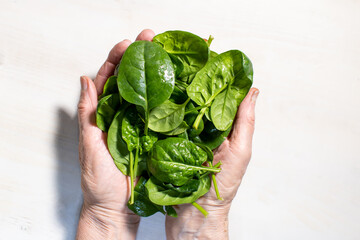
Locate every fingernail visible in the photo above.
<box><xmin>80</xmin><ymin>76</ymin><xmax>88</xmax><ymax>91</ymax></box>
<box><xmin>251</xmin><ymin>90</ymin><xmax>259</xmax><ymax>103</ymax></box>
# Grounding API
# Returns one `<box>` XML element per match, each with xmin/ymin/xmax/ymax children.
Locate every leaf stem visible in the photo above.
<box><xmin>129</xmin><ymin>151</ymin><xmax>134</xmax><ymax>205</ymax></box>
<box><xmin>209</xmin><ymin>162</ymin><xmax>223</xmax><ymax>200</ymax></box>
<box><xmin>192</xmin><ymin>165</ymin><xmax>221</xmax><ymax>173</ymax></box>
<box><xmin>192</xmin><ymin>202</ymin><xmax>208</xmax><ymax>217</ymax></box>
<box><xmin>144</xmin><ymin>109</ymin><xmax>149</xmax><ymax>135</ymax></box>
<box><xmin>193</xmin><ymin>83</ymin><xmax>229</xmax><ymax>129</ymax></box>
<box><xmin>133</xmin><ymin>142</ymin><xmax>140</xmax><ymax>182</ymax></box>
<box><xmin>207</xmin><ymin>35</ymin><xmax>214</xmax><ymax>47</ymax></box>
<box><xmin>193</xmin><ymin>107</ymin><xmax>207</xmax><ymax>130</ymax></box>
<box><xmin>200</xmin><ymin>161</ymin><xmax>222</xmax><ymax>178</ymax></box>
<box><xmin>184</xmin><ymin>103</ymin><xmax>211</xmax><ymax>115</ymax></box>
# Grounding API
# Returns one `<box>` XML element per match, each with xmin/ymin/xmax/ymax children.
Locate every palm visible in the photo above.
<box><xmin>80</xmin><ymin>124</ymin><xmax>132</xmax><ymax>213</ymax></box>
<box><xmin>207</xmin><ymin>138</ymin><xmax>251</xmax><ymax>204</ymax></box>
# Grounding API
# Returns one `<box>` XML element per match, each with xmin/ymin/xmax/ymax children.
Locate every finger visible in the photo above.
<box><xmin>78</xmin><ymin>76</ymin><xmax>99</xmax><ymax>130</ymax></box>
<box><xmin>135</xmin><ymin>29</ymin><xmax>155</xmax><ymax>41</ymax></box>
<box><xmin>229</xmin><ymin>88</ymin><xmax>259</xmax><ymax>151</ymax></box>
<box><xmin>94</xmin><ymin>39</ymin><xmax>132</xmax><ymax>96</ymax></box>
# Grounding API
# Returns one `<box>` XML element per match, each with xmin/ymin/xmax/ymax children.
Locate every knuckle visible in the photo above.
<box><xmin>246</xmin><ymin>112</ymin><xmax>255</xmax><ymax>126</ymax></box>
<box><xmin>77</xmin><ymin>101</ymin><xmax>88</xmax><ymax>115</ymax></box>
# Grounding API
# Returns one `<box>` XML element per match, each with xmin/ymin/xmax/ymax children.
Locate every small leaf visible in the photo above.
<box><xmin>145</xmin><ymin>176</ymin><xmax>211</xmax><ymax>205</ymax></box>
<box><xmin>128</xmin><ymin>177</ymin><xmax>165</xmax><ymax>217</ymax></box>
<box><xmin>148</xmin><ymin>99</ymin><xmax>189</xmax><ymax>133</ymax></box>
<box><xmin>96</xmin><ymin>94</ymin><xmax>120</xmax><ymax>132</ymax></box>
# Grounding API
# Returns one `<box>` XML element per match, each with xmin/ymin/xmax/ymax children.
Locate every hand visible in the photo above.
<box><xmin>76</xmin><ymin>29</ymin><xmax>155</xmax><ymax>240</ymax></box>
<box><xmin>166</xmin><ymin>87</ymin><xmax>259</xmax><ymax>240</ymax></box>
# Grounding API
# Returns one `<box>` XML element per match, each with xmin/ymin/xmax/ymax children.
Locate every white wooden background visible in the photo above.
<box><xmin>1</xmin><ymin>0</ymin><xmax>359</xmax><ymax>239</ymax></box>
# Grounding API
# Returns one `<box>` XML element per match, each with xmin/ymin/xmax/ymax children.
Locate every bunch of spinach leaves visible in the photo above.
<box><xmin>96</xmin><ymin>30</ymin><xmax>253</xmax><ymax>217</ymax></box>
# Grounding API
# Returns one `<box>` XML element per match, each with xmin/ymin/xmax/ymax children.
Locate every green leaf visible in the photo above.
<box><xmin>99</xmin><ymin>75</ymin><xmax>118</xmax><ymax>99</ymax></box>
<box><xmin>145</xmin><ymin>176</ymin><xmax>211</xmax><ymax>205</ymax></box>
<box><xmin>107</xmin><ymin>106</ymin><xmax>146</xmax><ymax>176</ymax></box>
<box><xmin>147</xmin><ymin>138</ymin><xmax>219</xmax><ymax>186</ymax></box>
<box><xmin>191</xmin><ymin>121</ymin><xmax>231</xmax><ymax>150</ymax></box>
<box><xmin>168</xmin><ymin>53</ymin><xmax>184</xmax><ymax>77</ymax></box>
<box><xmin>148</xmin><ymin>99</ymin><xmax>189</xmax><ymax>133</ymax></box>
<box><xmin>165</xmin><ymin>206</ymin><xmax>177</xmax><ymax>217</ymax></box>
<box><xmin>187</xmin><ymin>50</ymin><xmax>253</xmax><ymax>130</ymax></box>
<box><xmin>122</xmin><ymin>107</ymin><xmax>158</xmax><ymax>153</ymax></box>
<box><xmin>117</xmin><ymin>41</ymin><xmax>175</xmax><ymax>112</ymax></box>
<box><xmin>194</xmin><ymin>143</ymin><xmax>214</xmax><ymax>163</ymax></box>
<box><xmin>210</xmin><ymin>87</ymin><xmax>239</xmax><ymax>130</ymax></box>
<box><xmin>96</xmin><ymin>94</ymin><xmax>120</xmax><ymax>132</ymax></box>
<box><xmin>184</xmin><ymin>102</ymin><xmax>204</xmax><ymax>138</ymax></box>
<box><xmin>127</xmin><ymin>177</ymin><xmax>165</xmax><ymax>217</ymax></box>
<box><xmin>162</xmin><ymin>121</ymin><xmax>189</xmax><ymax>136</ymax></box>
<box><xmin>209</xmin><ymin>50</ymin><xmax>218</xmax><ymax>59</ymax></box>
<box><xmin>153</xmin><ymin>31</ymin><xmax>209</xmax><ymax>77</ymax></box>
<box><xmin>169</xmin><ymin>86</ymin><xmax>188</xmax><ymax>104</ymax></box>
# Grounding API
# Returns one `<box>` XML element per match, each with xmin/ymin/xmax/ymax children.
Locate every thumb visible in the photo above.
<box><xmin>78</xmin><ymin>76</ymin><xmax>98</xmax><ymax>130</ymax></box>
<box><xmin>229</xmin><ymin>88</ymin><xmax>259</xmax><ymax>152</ymax></box>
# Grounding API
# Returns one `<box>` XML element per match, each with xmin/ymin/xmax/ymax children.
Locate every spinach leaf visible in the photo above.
<box><xmin>148</xmin><ymin>99</ymin><xmax>190</xmax><ymax>133</ymax></box>
<box><xmin>127</xmin><ymin>177</ymin><xmax>165</xmax><ymax>217</ymax></box>
<box><xmin>209</xmin><ymin>50</ymin><xmax>218</xmax><ymax>59</ymax></box>
<box><xmin>122</xmin><ymin>107</ymin><xmax>158</xmax><ymax>153</ymax></box>
<box><xmin>168</xmin><ymin>53</ymin><xmax>184</xmax><ymax>78</ymax></box>
<box><xmin>176</xmin><ymin>130</ymin><xmax>189</xmax><ymax>140</ymax></box>
<box><xmin>164</xmin><ymin>179</ymin><xmax>200</xmax><ymax>194</ymax></box>
<box><xmin>194</xmin><ymin>143</ymin><xmax>214</xmax><ymax>163</ymax></box>
<box><xmin>99</xmin><ymin>75</ymin><xmax>118</xmax><ymax>99</ymax></box>
<box><xmin>184</xmin><ymin>102</ymin><xmax>204</xmax><ymax>138</ymax></box>
<box><xmin>165</xmin><ymin>206</ymin><xmax>178</xmax><ymax>217</ymax></box>
<box><xmin>107</xmin><ymin>105</ymin><xmax>146</xmax><ymax>176</ymax></box>
<box><xmin>162</xmin><ymin>121</ymin><xmax>189</xmax><ymax>136</ymax></box>
<box><xmin>191</xmin><ymin>121</ymin><xmax>231</xmax><ymax>150</ymax></box>
<box><xmin>96</xmin><ymin>94</ymin><xmax>120</xmax><ymax>132</ymax></box>
<box><xmin>187</xmin><ymin>50</ymin><xmax>253</xmax><ymax>130</ymax></box>
<box><xmin>147</xmin><ymin>138</ymin><xmax>220</xmax><ymax>186</ymax></box>
<box><xmin>169</xmin><ymin>86</ymin><xmax>188</xmax><ymax>104</ymax></box>
<box><xmin>117</xmin><ymin>41</ymin><xmax>175</xmax><ymax>134</ymax></box>
<box><xmin>145</xmin><ymin>176</ymin><xmax>211</xmax><ymax>205</ymax></box>
<box><xmin>153</xmin><ymin>31</ymin><xmax>209</xmax><ymax>77</ymax></box>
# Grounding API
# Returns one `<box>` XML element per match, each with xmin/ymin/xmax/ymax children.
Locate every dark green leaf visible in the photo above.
<box><xmin>148</xmin><ymin>99</ymin><xmax>189</xmax><ymax>133</ymax></box>
<box><xmin>169</xmin><ymin>86</ymin><xmax>188</xmax><ymax>104</ymax></box>
<box><xmin>99</xmin><ymin>76</ymin><xmax>118</xmax><ymax>99</ymax></box>
<box><xmin>107</xmin><ymin>106</ymin><xmax>146</xmax><ymax>176</ymax></box>
<box><xmin>96</xmin><ymin>94</ymin><xmax>120</xmax><ymax>132</ymax></box>
<box><xmin>168</xmin><ymin>53</ymin><xmax>184</xmax><ymax>77</ymax></box>
<box><xmin>162</xmin><ymin>121</ymin><xmax>189</xmax><ymax>136</ymax></box>
<box><xmin>145</xmin><ymin>176</ymin><xmax>211</xmax><ymax>205</ymax></box>
<box><xmin>191</xmin><ymin>121</ymin><xmax>231</xmax><ymax>150</ymax></box>
<box><xmin>187</xmin><ymin>50</ymin><xmax>253</xmax><ymax>130</ymax></box>
<box><xmin>122</xmin><ymin>107</ymin><xmax>158</xmax><ymax>153</ymax></box>
<box><xmin>117</xmin><ymin>41</ymin><xmax>175</xmax><ymax>113</ymax></box>
<box><xmin>153</xmin><ymin>31</ymin><xmax>209</xmax><ymax>77</ymax></box>
<box><xmin>184</xmin><ymin>102</ymin><xmax>204</xmax><ymax>138</ymax></box>
<box><xmin>147</xmin><ymin>138</ymin><xmax>215</xmax><ymax>186</ymax></box>
<box><xmin>165</xmin><ymin>206</ymin><xmax>177</xmax><ymax>217</ymax></box>
<box><xmin>127</xmin><ymin>177</ymin><xmax>165</xmax><ymax>217</ymax></box>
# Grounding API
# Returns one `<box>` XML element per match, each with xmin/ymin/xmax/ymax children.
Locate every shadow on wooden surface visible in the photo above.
<box><xmin>54</xmin><ymin>108</ymin><xmax>82</xmax><ymax>240</ymax></box>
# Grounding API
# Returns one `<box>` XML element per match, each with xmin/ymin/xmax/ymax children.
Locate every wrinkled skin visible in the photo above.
<box><xmin>76</xmin><ymin>29</ymin><xmax>259</xmax><ymax>240</ymax></box>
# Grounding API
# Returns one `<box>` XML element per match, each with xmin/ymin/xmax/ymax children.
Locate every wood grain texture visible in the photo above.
<box><xmin>1</xmin><ymin>0</ymin><xmax>359</xmax><ymax>239</ymax></box>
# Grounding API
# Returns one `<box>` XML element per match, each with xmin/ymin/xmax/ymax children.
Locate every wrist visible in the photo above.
<box><xmin>76</xmin><ymin>202</ymin><xmax>140</xmax><ymax>240</ymax></box>
<box><xmin>166</xmin><ymin>199</ymin><xmax>231</xmax><ymax>240</ymax></box>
